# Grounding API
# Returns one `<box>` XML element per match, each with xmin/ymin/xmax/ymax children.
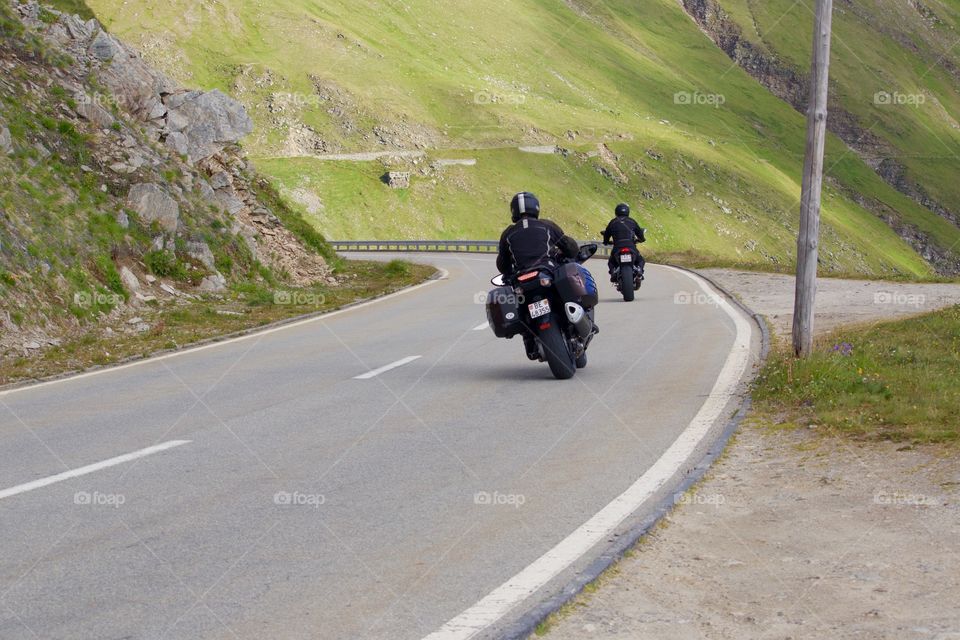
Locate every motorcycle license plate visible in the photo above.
<box><xmin>620</xmin><ymin>254</ymin><xmax>633</xmax><ymax>263</ymax></box>
<box><xmin>528</xmin><ymin>299</ymin><xmax>551</xmax><ymax>319</ymax></box>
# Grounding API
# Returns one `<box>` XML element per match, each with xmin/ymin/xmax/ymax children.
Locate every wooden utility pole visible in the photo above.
<box><xmin>793</xmin><ymin>0</ymin><xmax>834</xmax><ymax>358</ymax></box>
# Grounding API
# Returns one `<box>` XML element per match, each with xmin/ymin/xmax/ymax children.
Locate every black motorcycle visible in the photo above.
<box><xmin>486</xmin><ymin>244</ymin><xmax>599</xmax><ymax>380</ymax></box>
<box><xmin>611</xmin><ymin>246</ymin><xmax>643</xmax><ymax>302</ymax></box>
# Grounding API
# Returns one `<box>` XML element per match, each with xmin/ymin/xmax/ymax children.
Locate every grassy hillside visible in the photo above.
<box><xmin>83</xmin><ymin>0</ymin><xmax>960</xmax><ymax>277</ymax></box>
<box><xmin>716</xmin><ymin>0</ymin><xmax>960</xmax><ymax>220</ymax></box>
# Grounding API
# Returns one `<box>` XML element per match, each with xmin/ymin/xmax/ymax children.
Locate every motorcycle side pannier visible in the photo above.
<box><xmin>486</xmin><ymin>286</ymin><xmax>523</xmax><ymax>338</ymax></box>
<box><xmin>555</xmin><ymin>264</ymin><xmax>599</xmax><ymax>308</ymax></box>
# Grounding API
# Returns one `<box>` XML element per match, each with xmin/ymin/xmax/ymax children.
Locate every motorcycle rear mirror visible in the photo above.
<box><xmin>577</xmin><ymin>243</ymin><xmax>599</xmax><ymax>262</ymax></box>
<box><xmin>491</xmin><ymin>274</ymin><xmax>507</xmax><ymax>287</ymax></box>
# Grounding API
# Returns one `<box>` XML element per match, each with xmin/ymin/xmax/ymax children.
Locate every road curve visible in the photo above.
<box><xmin>0</xmin><ymin>254</ymin><xmax>760</xmax><ymax>640</ymax></box>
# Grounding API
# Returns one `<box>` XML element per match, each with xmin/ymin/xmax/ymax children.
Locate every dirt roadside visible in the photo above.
<box><xmin>543</xmin><ymin>271</ymin><xmax>960</xmax><ymax>640</ymax></box>
<box><xmin>699</xmin><ymin>269</ymin><xmax>960</xmax><ymax>336</ymax></box>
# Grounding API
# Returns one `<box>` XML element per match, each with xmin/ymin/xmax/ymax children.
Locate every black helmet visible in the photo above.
<box><xmin>615</xmin><ymin>203</ymin><xmax>631</xmax><ymax>217</ymax></box>
<box><xmin>510</xmin><ymin>192</ymin><xmax>541</xmax><ymax>223</ymax></box>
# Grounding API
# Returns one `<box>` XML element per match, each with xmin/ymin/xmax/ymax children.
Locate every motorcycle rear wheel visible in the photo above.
<box><xmin>539</xmin><ymin>317</ymin><xmax>576</xmax><ymax>380</ymax></box>
<box><xmin>620</xmin><ymin>264</ymin><xmax>635</xmax><ymax>302</ymax></box>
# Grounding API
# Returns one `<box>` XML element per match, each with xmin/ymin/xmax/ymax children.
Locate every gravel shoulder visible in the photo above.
<box><xmin>542</xmin><ymin>271</ymin><xmax>960</xmax><ymax>640</ymax></box>
<box><xmin>700</xmin><ymin>269</ymin><xmax>960</xmax><ymax>337</ymax></box>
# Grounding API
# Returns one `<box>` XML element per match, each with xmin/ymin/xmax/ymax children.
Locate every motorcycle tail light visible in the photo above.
<box><xmin>517</xmin><ymin>272</ymin><xmax>539</xmax><ymax>282</ymax></box>
<box><xmin>619</xmin><ymin>248</ymin><xmax>631</xmax><ymax>254</ymax></box>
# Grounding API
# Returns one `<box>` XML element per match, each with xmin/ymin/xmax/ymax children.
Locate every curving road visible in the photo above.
<box><xmin>0</xmin><ymin>254</ymin><xmax>760</xmax><ymax>640</ymax></box>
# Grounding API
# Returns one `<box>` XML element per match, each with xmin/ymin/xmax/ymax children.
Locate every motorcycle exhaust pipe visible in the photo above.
<box><xmin>564</xmin><ymin>302</ymin><xmax>593</xmax><ymax>339</ymax></box>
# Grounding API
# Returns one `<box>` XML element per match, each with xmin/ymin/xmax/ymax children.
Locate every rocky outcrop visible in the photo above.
<box><xmin>164</xmin><ymin>90</ymin><xmax>254</xmax><ymax>163</ymax></box>
<box><xmin>681</xmin><ymin>0</ymin><xmax>806</xmax><ymax>108</ymax></box>
<box><xmin>10</xmin><ymin>1</ymin><xmax>329</xmax><ymax>287</ymax></box>
<box><xmin>830</xmin><ymin>177</ymin><xmax>960</xmax><ymax>275</ymax></box>
<box><xmin>31</xmin><ymin>6</ymin><xmax>251</xmax><ymax>165</ymax></box>
<box><xmin>197</xmin><ymin>153</ymin><xmax>332</xmax><ymax>284</ymax></box>
<box><xmin>127</xmin><ymin>183</ymin><xmax>180</xmax><ymax>233</ymax></box>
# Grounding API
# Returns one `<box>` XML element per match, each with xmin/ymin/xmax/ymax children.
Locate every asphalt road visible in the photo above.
<box><xmin>0</xmin><ymin>254</ymin><xmax>759</xmax><ymax>640</ymax></box>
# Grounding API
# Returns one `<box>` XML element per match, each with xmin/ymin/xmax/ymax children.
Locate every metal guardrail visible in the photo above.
<box><xmin>329</xmin><ymin>240</ymin><xmax>613</xmax><ymax>258</ymax></box>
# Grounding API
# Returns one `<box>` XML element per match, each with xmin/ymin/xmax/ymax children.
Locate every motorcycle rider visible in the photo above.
<box><xmin>602</xmin><ymin>203</ymin><xmax>646</xmax><ymax>282</ymax></box>
<box><xmin>497</xmin><ymin>192</ymin><xmax>579</xmax><ymax>276</ymax></box>
<box><xmin>497</xmin><ymin>191</ymin><xmax>583</xmax><ymax>359</ymax></box>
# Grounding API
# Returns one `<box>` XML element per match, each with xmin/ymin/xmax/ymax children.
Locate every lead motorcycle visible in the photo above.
<box><xmin>486</xmin><ymin>244</ymin><xmax>599</xmax><ymax>380</ymax></box>
<box><xmin>611</xmin><ymin>246</ymin><xmax>644</xmax><ymax>302</ymax></box>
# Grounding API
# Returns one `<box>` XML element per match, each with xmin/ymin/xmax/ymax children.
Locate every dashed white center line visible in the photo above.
<box><xmin>472</xmin><ymin>322</ymin><xmax>489</xmax><ymax>331</ymax></box>
<box><xmin>0</xmin><ymin>440</ymin><xmax>192</xmax><ymax>501</ymax></box>
<box><xmin>353</xmin><ymin>356</ymin><xmax>422</xmax><ymax>380</ymax></box>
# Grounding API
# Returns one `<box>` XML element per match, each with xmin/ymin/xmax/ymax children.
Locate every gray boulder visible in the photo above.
<box><xmin>232</xmin><ymin>222</ymin><xmax>259</xmax><ymax>261</ymax></box>
<box><xmin>119</xmin><ymin>266</ymin><xmax>140</xmax><ymax>293</ymax></box>
<box><xmin>75</xmin><ymin>99</ymin><xmax>115</xmax><ymax>129</ymax></box>
<box><xmin>94</xmin><ymin>29</ymin><xmax>175</xmax><ymax>124</ymax></box>
<box><xmin>214</xmin><ymin>188</ymin><xmax>246</xmax><ymax>215</ymax></box>
<box><xmin>165</xmin><ymin>131</ymin><xmax>189</xmax><ymax>157</ymax></box>
<box><xmin>89</xmin><ymin>30</ymin><xmax>123</xmax><ymax>61</ymax></box>
<box><xmin>127</xmin><ymin>184</ymin><xmax>180</xmax><ymax>233</ymax></box>
<box><xmin>0</xmin><ymin>127</ymin><xmax>11</xmax><ymax>155</ymax></box>
<box><xmin>385</xmin><ymin>171</ymin><xmax>411</xmax><ymax>189</ymax></box>
<box><xmin>163</xmin><ymin>90</ymin><xmax>253</xmax><ymax>163</ymax></box>
<box><xmin>209</xmin><ymin>171</ymin><xmax>231</xmax><ymax>190</ymax></box>
<box><xmin>64</xmin><ymin>15</ymin><xmax>96</xmax><ymax>41</ymax></box>
<box><xmin>197</xmin><ymin>178</ymin><xmax>217</xmax><ymax>203</ymax></box>
<box><xmin>186</xmin><ymin>240</ymin><xmax>216</xmax><ymax>271</ymax></box>
<box><xmin>199</xmin><ymin>272</ymin><xmax>227</xmax><ymax>293</ymax></box>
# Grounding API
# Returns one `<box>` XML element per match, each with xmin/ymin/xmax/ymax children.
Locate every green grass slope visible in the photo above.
<box><xmin>83</xmin><ymin>0</ymin><xmax>960</xmax><ymax>277</ymax></box>
<box><xmin>717</xmin><ymin>0</ymin><xmax>960</xmax><ymax>217</ymax></box>
<box><xmin>755</xmin><ymin>304</ymin><xmax>960</xmax><ymax>444</ymax></box>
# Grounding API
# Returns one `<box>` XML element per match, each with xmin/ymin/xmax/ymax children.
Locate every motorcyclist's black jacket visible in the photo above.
<box><xmin>603</xmin><ymin>217</ymin><xmax>646</xmax><ymax>249</ymax></box>
<box><xmin>497</xmin><ymin>217</ymin><xmax>579</xmax><ymax>276</ymax></box>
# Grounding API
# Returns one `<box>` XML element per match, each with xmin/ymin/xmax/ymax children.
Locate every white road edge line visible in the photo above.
<box><xmin>0</xmin><ymin>440</ymin><xmax>192</xmax><ymax>501</ymax></box>
<box><xmin>0</xmin><ymin>269</ymin><xmax>450</xmax><ymax>398</ymax></box>
<box><xmin>472</xmin><ymin>322</ymin><xmax>490</xmax><ymax>331</ymax></box>
<box><xmin>421</xmin><ymin>266</ymin><xmax>754</xmax><ymax>640</ymax></box>
<box><xmin>353</xmin><ymin>356</ymin><xmax>423</xmax><ymax>380</ymax></box>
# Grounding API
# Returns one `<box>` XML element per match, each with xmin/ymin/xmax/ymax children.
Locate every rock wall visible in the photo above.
<box><xmin>13</xmin><ymin>1</ymin><xmax>329</xmax><ymax>286</ymax></box>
